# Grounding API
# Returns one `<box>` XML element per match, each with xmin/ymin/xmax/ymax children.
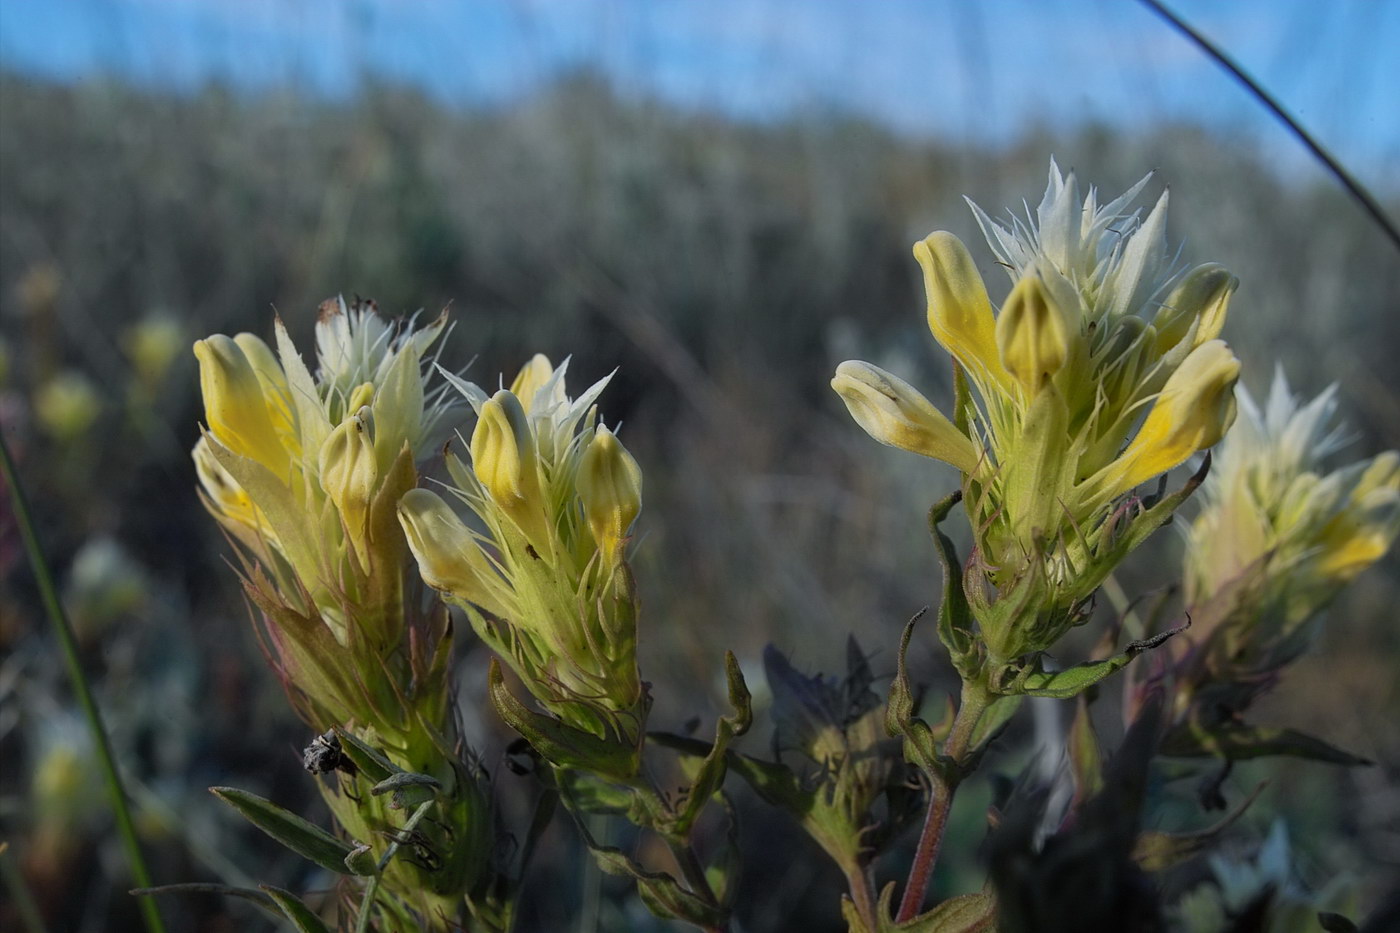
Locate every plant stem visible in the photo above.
<box><xmin>355</xmin><ymin>798</ymin><xmax>436</xmax><ymax>933</ymax></box>
<box><xmin>895</xmin><ymin>675</ymin><xmax>993</xmax><ymax>924</ymax></box>
<box><xmin>665</xmin><ymin>837</ymin><xmax>727</xmax><ymax>933</ymax></box>
<box><xmin>0</xmin><ymin>431</ymin><xmax>166</xmax><ymax>933</ymax></box>
<box><xmin>842</xmin><ymin>862</ymin><xmax>879</xmax><ymax>932</ymax></box>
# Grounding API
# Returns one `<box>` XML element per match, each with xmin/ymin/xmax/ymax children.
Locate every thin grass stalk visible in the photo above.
<box><xmin>0</xmin><ymin>431</ymin><xmax>166</xmax><ymax>933</ymax></box>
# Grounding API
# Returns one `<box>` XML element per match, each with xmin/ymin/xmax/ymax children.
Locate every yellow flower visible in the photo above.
<box><xmin>577</xmin><ymin>426</ymin><xmax>643</xmax><ymax>564</ymax></box>
<box><xmin>834</xmin><ymin>161</ymin><xmax>1243</xmax><ymax>655</ymax></box>
<box><xmin>830</xmin><ymin>361</ymin><xmax>980</xmax><ymax>473</ymax></box>
<box><xmin>471</xmin><ymin>389</ymin><xmax>551</xmax><ymax>553</ymax></box>
<box><xmin>1091</xmin><ymin>340</ymin><xmax>1240</xmax><ymax>501</ymax></box>
<box><xmin>1183</xmin><ymin>373</ymin><xmax>1399</xmax><ymax>669</ymax></box>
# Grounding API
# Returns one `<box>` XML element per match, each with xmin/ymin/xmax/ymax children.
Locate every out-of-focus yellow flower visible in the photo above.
<box><xmin>1183</xmin><ymin>372</ymin><xmax>1400</xmax><ymax>663</ymax></box>
<box><xmin>833</xmin><ymin>161</ymin><xmax>1242</xmax><ymax>659</ymax></box>
<box><xmin>123</xmin><ymin>314</ymin><xmax>184</xmax><ymax>388</ymax></box>
<box><xmin>35</xmin><ymin>370</ymin><xmax>101</xmax><ymax>441</ymax></box>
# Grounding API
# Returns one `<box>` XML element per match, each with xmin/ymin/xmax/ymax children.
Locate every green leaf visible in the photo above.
<box><xmin>885</xmin><ymin>609</ymin><xmax>940</xmax><ymax>774</ymax></box>
<box><xmin>260</xmin><ymin>885</ymin><xmax>332</xmax><ymax>933</ymax></box>
<box><xmin>1159</xmin><ymin>722</ymin><xmax>1372</xmax><ymax>766</ymax></box>
<box><xmin>1068</xmin><ymin>696</ymin><xmax>1103</xmax><ymax>802</ymax></box>
<box><xmin>370</xmin><ymin>771</ymin><xmax>442</xmax><ymax>810</ymax></box>
<box><xmin>487</xmin><ymin>660</ymin><xmax>639</xmax><ymax>781</ymax></box>
<box><xmin>1015</xmin><ymin>623</ymin><xmax>1187</xmax><ymax>699</ymax></box>
<box><xmin>866</xmin><ymin>883</ymin><xmax>997</xmax><ymax>932</ymax></box>
<box><xmin>669</xmin><ymin>651</ymin><xmax>751</xmax><ymax>836</ymax></box>
<box><xmin>130</xmin><ymin>883</ymin><xmax>277</xmax><ymax>917</ymax></box>
<box><xmin>210</xmin><ymin>786</ymin><xmax>358</xmax><ymax>875</ymax></box>
<box><xmin>927</xmin><ymin>491</ymin><xmax>977</xmax><ymax>670</ymax></box>
<box><xmin>332</xmin><ymin>729</ymin><xmax>399</xmax><ymax>784</ymax></box>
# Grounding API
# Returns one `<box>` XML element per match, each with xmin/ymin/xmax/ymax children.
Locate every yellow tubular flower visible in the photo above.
<box><xmin>1152</xmin><ymin>263</ymin><xmax>1238</xmax><ymax>357</ymax></box>
<box><xmin>397</xmin><ymin>489</ymin><xmax>507</xmax><ymax>616</ymax></box>
<box><xmin>510</xmin><ymin>353</ymin><xmax>555</xmax><ymax>413</ymax></box>
<box><xmin>831</xmin><ymin>361</ymin><xmax>981</xmax><ymax>474</ymax></box>
<box><xmin>318</xmin><ymin>406</ymin><xmax>379</xmax><ymax>561</ymax></box>
<box><xmin>913</xmin><ymin>231</ymin><xmax>1007</xmax><ymax>393</ymax></box>
<box><xmin>194</xmin><ymin>335</ymin><xmax>291</xmax><ymax>476</ymax></box>
<box><xmin>1096</xmin><ymin>340</ymin><xmax>1240</xmax><ymax>499</ymax></box>
<box><xmin>995</xmin><ymin>274</ymin><xmax>1075</xmax><ymax>395</ymax></box>
<box><xmin>471</xmin><ymin>389</ymin><xmax>551</xmax><ymax>551</ymax></box>
<box><xmin>577</xmin><ymin>426</ymin><xmax>643</xmax><ymax>565</ymax></box>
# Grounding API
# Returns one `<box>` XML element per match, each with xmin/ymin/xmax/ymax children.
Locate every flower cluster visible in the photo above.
<box><xmin>834</xmin><ymin>162</ymin><xmax>1241</xmax><ymax>665</ymax></box>
<box><xmin>1182</xmin><ymin>371</ymin><xmax>1400</xmax><ymax>674</ymax></box>
<box><xmin>398</xmin><ymin>355</ymin><xmax>647</xmax><ymax>774</ymax></box>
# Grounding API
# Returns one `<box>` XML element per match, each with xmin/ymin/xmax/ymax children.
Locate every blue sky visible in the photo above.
<box><xmin>3</xmin><ymin>0</ymin><xmax>1398</xmax><ymax>185</ymax></box>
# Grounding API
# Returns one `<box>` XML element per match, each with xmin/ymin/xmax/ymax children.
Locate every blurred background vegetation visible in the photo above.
<box><xmin>1</xmin><ymin>2</ymin><xmax>1397</xmax><ymax>930</ymax></box>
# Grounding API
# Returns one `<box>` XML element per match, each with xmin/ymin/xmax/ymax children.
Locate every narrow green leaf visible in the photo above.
<box><xmin>968</xmin><ymin>695</ymin><xmax>1022</xmax><ymax>753</ymax></box>
<box><xmin>1068</xmin><ymin>696</ymin><xmax>1103</xmax><ymax>802</ymax></box>
<box><xmin>210</xmin><ymin>787</ymin><xmax>357</xmax><ymax>875</ymax></box>
<box><xmin>1160</xmin><ymin>722</ymin><xmax>1372</xmax><ymax>766</ymax></box>
<box><xmin>1016</xmin><ymin>623</ymin><xmax>1187</xmax><ymax>699</ymax></box>
<box><xmin>130</xmin><ymin>883</ymin><xmax>277</xmax><ymax>917</ymax></box>
<box><xmin>670</xmin><ymin>651</ymin><xmax>751</xmax><ymax>836</ymax></box>
<box><xmin>927</xmin><ymin>491</ymin><xmax>976</xmax><ymax>668</ymax></box>
<box><xmin>870</xmin><ymin>883</ymin><xmax>996</xmax><ymax>932</ymax></box>
<box><xmin>332</xmin><ymin>729</ymin><xmax>399</xmax><ymax>784</ymax></box>
<box><xmin>260</xmin><ymin>886</ymin><xmax>333</xmax><ymax>933</ymax></box>
<box><xmin>885</xmin><ymin>609</ymin><xmax>940</xmax><ymax>774</ymax></box>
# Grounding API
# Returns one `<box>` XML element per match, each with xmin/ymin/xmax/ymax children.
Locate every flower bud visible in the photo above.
<box><xmin>510</xmin><ymin>353</ymin><xmax>555</xmax><ymax>414</ymax></box>
<box><xmin>831</xmin><ymin>361</ymin><xmax>980</xmax><ymax>474</ymax></box>
<box><xmin>1153</xmin><ymin>263</ymin><xmax>1237</xmax><ymax>355</ymax></box>
<box><xmin>996</xmin><ymin>274</ymin><xmax>1075</xmax><ymax>395</ymax></box>
<box><xmin>471</xmin><ymin>390</ymin><xmax>551</xmax><ymax>550</ymax></box>
<box><xmin>397</xmin><ymin>488</ymin><xmax>505</xmax><ymax>614</ymax></box>
<box><xmin>577</xmin><ymin>426</ymin><xmax>643</xmax><ymax>564</ymax></box>
<box><xmin>914</xmin><ymin>231</ymin><xmax>1005</xmax><ymax>391</ymax></box>
<box><xmin>1099</xmin><ymin>340</ymin><xmax>1240</xmax><ymax>497</ymax></box>
<box><xmin>194</xmin><ymin>335</ymin><xmax>290</xmax><ymax>474</ymax></box>
<box><xmin>319</xmin><ymin>406</ymin><xmax>378</xmax><ymax>557</ymax></box>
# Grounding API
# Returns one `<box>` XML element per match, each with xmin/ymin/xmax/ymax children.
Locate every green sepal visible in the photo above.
<box><xmin>849</xmin><ymin>883</ymin><xmax>996</xmax><ymax>932</ymax></box>
<box><xmin>578</xmin><ymin>823</ymin><xmax>728</xmax><ymax>929</ymax></box>
<box><xmin>331</xmin><ymin>728</ymin><xmax>399</xmax><ymax>784</ymax></box>
<box><xmin>210</xmin><ymin>786</ymin><xmax>358</xmax><ymax>876</ymax></box>
<box><xmin>260</xmin><ymin>885</ymin><xmax>333</xmax><ymax>933</ymax></box>
<box><xmin>1131</xmin><ymin>782</ymin><xmax>1264</xmax><ymax>871</ymax></box>
<box><xmin>488</xmin><ymin>659</ymin><xmax>639</xmax><ymax>781</ymax></box>
<box><xmin>885</xmin><ymin>609</ymin><xmax>940</xmax><ymax>774</ymax></box>
<box><xmin>1001</xmin><ymin>383</ymin><xmax>1071</xmax><ymax>554</ymax></box>
<box><xmin>370</xmin><ymin>771</ymin><xmax>442</xmax><ymax>810</ymax></box>
<box><xmin>343</xmin><ymin>844</ymin><xmax>377</xmax><ymax>876</ymax></box>
<box><xmin>1159</xmin><ymin>722</ymin><xmax>1372</xmax><ymax>766</ymax></box>
<box><xmin>927</xmin><ymin>492</ymin><xmax>977</xmax><ymax>671</ymax></box>
<box><xmin>668</xmin><ymin>651</ymin><xmax>752</xmax><ymax>837</ymax></box>
<box><xmin>1006</xmin><ymin>624</ymin><xmax>1186</xmax><ymax>699</ymax></box>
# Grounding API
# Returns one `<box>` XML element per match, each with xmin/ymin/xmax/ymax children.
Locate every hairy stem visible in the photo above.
<box><xmin>0</xmin><ymin>431</ymin><xmax>166</xmax><ymax>933</ymax></box>
<box><xmin>895</xmin><ymin>676</ymin><xmax>993</xmax><ymax>923</ymax></box>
